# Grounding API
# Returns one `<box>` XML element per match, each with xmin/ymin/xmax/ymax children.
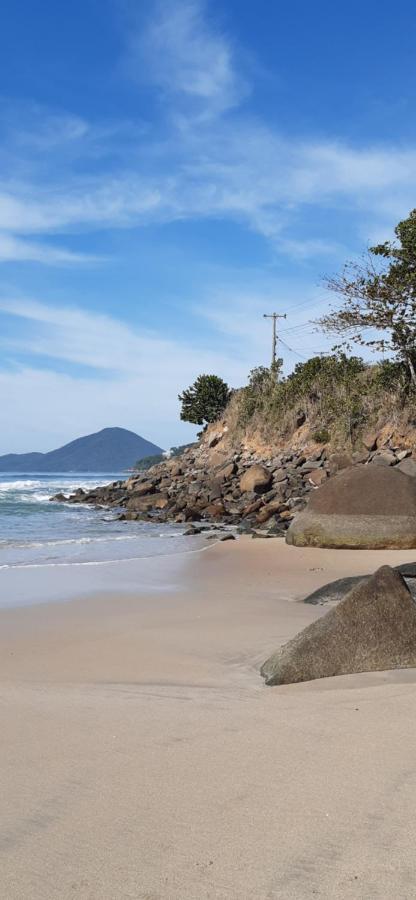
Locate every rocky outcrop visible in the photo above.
<box><xmin>261</xmin><ymin>566</ymin><xmax>416</xmax><ymax>685</ymax></box>
<box><xmin>286</xmin><ymin>465</ymin><xmax>416</xmax><ymax>549</ymax></box>
<box><xmin>51</xmin><ymin>428</ymin><xmax>416</xmax><ymax>535</ymax></box>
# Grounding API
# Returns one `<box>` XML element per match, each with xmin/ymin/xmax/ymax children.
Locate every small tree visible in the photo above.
<box><xmin>316</xmin><ymin>209</ymin><xmax>416</xmax><ymax>385</ymax></box>
<box><xmin>178</xmin><ymin>374</ymin><xmax>230</xmax><ymax>426</ymax></box>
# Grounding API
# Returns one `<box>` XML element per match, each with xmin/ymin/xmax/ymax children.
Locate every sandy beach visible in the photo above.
<box><xmin>2</xmin><ymin>538</ymin><xmax>416</xmax><ymax>899</ymax></box>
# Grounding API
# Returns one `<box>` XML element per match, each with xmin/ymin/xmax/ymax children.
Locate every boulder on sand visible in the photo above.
<box><xmin>261</xmin><ymin>566</ymin><xmax>416</xmax><ymax>685</ymax></box>
<box><xmin>286</xmin><ymin>465</ymin><xmax>416</xmax><ymax>549</ymax></box>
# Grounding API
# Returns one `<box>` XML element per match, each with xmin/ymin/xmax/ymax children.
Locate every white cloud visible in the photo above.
<box><xmin>0</xmin><ymin>285</ymin><xmax>339</xmax><ymax>451</ymax></box>
<box><xmin>0</xmin><ymin>296</ymin><xmax>259</xmax><ymax>451</ymax></box>
<box><xmin>0</xmin><ymin>233</ymin><xmax>99</xmax><ymax>265</ymax></box>
<box><xmin>0</xmin><ymin>0</ymin><xmax>415</xmax><ymax>266</ymax></box>
<box><xmin>126</xmin><ymin>0</ymin><xmax>246</xmax><ymax>117</ymax></box>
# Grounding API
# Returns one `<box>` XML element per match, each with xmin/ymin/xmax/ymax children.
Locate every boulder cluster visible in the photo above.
<box><xmin>53</xmin><ymin>432</ymin><xmax>416</xmax><ymax>535</ymax></box>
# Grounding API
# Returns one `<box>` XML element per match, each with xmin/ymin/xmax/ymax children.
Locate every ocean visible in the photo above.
<box><xmin>0</xmin><ymin>473</ymin><xmax>207</xmax><ymax>571</ymax></box>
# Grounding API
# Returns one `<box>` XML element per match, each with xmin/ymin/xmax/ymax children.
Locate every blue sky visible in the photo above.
<box><xmin>1</xmin><ymin>0</ymin><xmax>416</xmax><ymax>452</ymax></box>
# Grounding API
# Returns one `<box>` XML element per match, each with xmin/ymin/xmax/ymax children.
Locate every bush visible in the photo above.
<box><xmin>312</xmin><ymin>428</ymin><xmax>330</xmax><ymax>444</ymax></box>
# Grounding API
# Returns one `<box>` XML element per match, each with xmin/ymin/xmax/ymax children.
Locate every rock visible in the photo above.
<box><xmin>209</xmin><ymin>450</ymin><xmax>227</xmax><ymax>468</ymax></box>
<box><xmin>184</xmin><ymin>526</ymin><xmax>202</xmax><ymax>535</ymax></box>
<box><xmin>207</xmin><ymin>481</ymin><xmax>223</xmax><ymax>501</ymax></box>
<box><xmin>261</xmin><ymin>566</ymin><xmax>416</xmax><ymax>685</ymax></box>
<box><xmin>220</xmin><ymin>534</ymin><xmax>236</xmax><ymax>542</ymax></box>
<box><xmin>255</xmin><ymin>499</ymin><xmax>285</xmax><ymax>524</ymax></box>
<box><xmin>132</xmin><ymin>480</ymin><xmax>156</xmax><ymax>497</ymax></box>
<box><xmin>362</xmin><ymin>431</ymin><xmax>378</xmax><ymax>451</ymax></box>
<box><xmin>215</xmin><ymin>460</ymin><xmax>237</xmax><ymax>481</ymax></box>
<box><xmin>396</xmin><ymin>449</ymin><xmax>411</xmax><ymax>461</ymax></box>
<box><xmin>308</xmin><ymin>468</ymin><xmax>327</xmax><ymax>487</ymax></box>
<box><xmin>203</xmin><ymin>502</ymin><xmax>226</xmax><ymax>519</ymax></box>
<box><xmin>49</xmin><ymin>493</ymin><xmax>67</xmax><ymax>502</ymax></box>
<box><xmin>303</xmin><ymin>576</ymin><xmax>367</xmax><ymax>605</ymax></box>
<box><xmin>327</xmin><ymin>453</ymin><xmax>352</xmax><ymax>476</ymax></box>
<box><xmin>242</xmin><ymin>499</ymin><xmax>263</xmax><ymax>517</ymax></box>
<box><xmin>397</xmin><ymin>457</ymin><xmax>416</xmax><ymax>478</ymax></box>
<box><xmin>125</xmin><ymin>477</ymin><xmax>139</xmax><ymax>491</ymax></box>
<box><xmin>301</xmin><ymin>460</ymin><xmax>323</xmax><ymax>473</ymax></box>
<box><xmin>286</xmin><ymin>465</ymin><xmax>416</xmax><ymax>549</ymax></box>
<box><xmin>153</xmin><ymin>493</ymin><xmax>169</xmax><ymax>509</ymax></box>
<box><xmin>207</xmin><ymin>430</ymin><xmax>223</xmax><ymax>448</ymax></box>
<box><xmin>303</xmin><ymin>562</ymin><xmax>416</xmax><ymax>606</ymax></box>
<box><xmin>351</xmin><ymin>450</ymin><xmax>369</xmax><ymax>465</ymax></box>
<box><xmin>371</xmin><ymin>450</ymin><xmax>396</xmax><ymax>466</ymax></box>
<box><xmin>239</xmin><ymin>465</ymin><xmax>272</xmax><ymax>494</ymax></box>
<box><xmin>184</xmin><ymin>508</ymin><xmax>202</xmax><ymax>522</ymax></box>
<box><xmin>127</xmin><ymin>496</ymin><xmax>155</xmax><ymax>512</ymax></box>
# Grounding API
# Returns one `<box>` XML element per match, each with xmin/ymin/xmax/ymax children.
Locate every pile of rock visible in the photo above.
<box><xmin>51</xmin><ymin>432</ymin><xmax>416</xmax><ymax>535</ymax></box>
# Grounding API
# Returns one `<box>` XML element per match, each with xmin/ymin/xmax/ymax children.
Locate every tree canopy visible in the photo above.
<box><xmin>178</xmin><ymin>374</ymin><xmax>230</xmax><ymax>426</ymax></box>
<box><xmin>317</xmin><ymin>209</ymin><xmax>416</xmax><ymax>384</ymax></box>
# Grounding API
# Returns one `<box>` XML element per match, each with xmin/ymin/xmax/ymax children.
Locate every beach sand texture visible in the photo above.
<box><xmin>1</xmin><ymin>539</ymin><xmax>416</xmax><ymax>899</ymax></box>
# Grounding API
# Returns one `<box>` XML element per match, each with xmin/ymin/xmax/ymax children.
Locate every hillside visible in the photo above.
<box><xmin>0</xmin><ymin>427</ymin><xmax>164</xmax><ymax>472</ymax></box>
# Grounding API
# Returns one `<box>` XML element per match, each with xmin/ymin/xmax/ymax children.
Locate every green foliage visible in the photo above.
<box><xmin>370</xmin><ymin>358</ymin><xmax>408</xmax><ymax>394</ymax></box>
<box><xmin>178</xmin><ymin>374</ymin><xmax>230</xmax><ymax>426</ymax></box>
<box><xmin>312</xmin><ymin>427</ymin><xmax>330</xmax><ymax>443</ymax></box>
<box><xmin>318</xmin><ymin>208</ymin><xmax>416</xmax><ymax>384</ymax></box>
<box><xmin>134</xmin><ymin>453</ymin><xmax>164</xmax><ymax>470</ymax></box>
<box><xmin>237</xmin><ymin>353</ymin><xmax>372</xmax><ymax>444</ymax></box>
<box><xmin>134</xmin><ymin>442</ymin><xmax>196</xmax><ymax>471</ymax></box>
<box><xmin>238</xmin><ymin>363</ymin><xmax>283</xmax><ymax>425</ymax></box>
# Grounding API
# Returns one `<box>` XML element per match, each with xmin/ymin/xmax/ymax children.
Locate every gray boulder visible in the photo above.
<box><xmin>397</xmin><ymin>457</ymin><xmax>416</xmax><ymax>478</ymax></box>
<box><xmin>286</xmin><ymin>465</ymin><xmax>416</xmax><ymax>549</ymax></box>
<box><xmin>261</xmin><ymin>566</ymin><xmax>416</xmax><ymax>685</ymax></box>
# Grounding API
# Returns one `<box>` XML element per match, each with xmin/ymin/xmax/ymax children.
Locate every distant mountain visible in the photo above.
<box><xmin>0</xmin><ymin>427</ymin><xmax>164</xmax><ymax>472</ymax></box>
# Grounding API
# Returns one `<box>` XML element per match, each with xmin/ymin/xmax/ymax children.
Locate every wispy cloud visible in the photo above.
<box><xmin>0</xmin><ymin>294</ymin><xmax>267</xmax><ymax>450</ymax></box>
<box><xmin>0</xmin><ymin>233</ymin><xmax>100</xmax><ymax>265</ymax></box>
<box><xmin>1</xmin><ymin>0</ymin><xmax>416</xmax><ymax>269</ymax></box>
<box><xmin>125</xmin><ymin>0</ymin><xmax>246</xmax><ymax>118</ymax></box>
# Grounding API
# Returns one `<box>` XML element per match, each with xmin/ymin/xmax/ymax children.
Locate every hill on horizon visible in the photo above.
<box><xmin>0</xmin><ymin>427</ymin><xmax>164</xmax><ymax>472</ymax></box>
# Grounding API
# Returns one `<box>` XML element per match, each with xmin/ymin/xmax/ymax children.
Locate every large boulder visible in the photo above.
<box><xmin>239</xmin><ymin>465</ymin><xmax>272</xmax><ymax>494</ymax></box>
<box><xmin>286</xmin><ymin>465</ymin><xmax>416</xmax><ymax>549</ymax></box>
<box><xmin>261</xmin><ymin>566</ymin><xmax>416</xmax><ymax>685</ymax></box>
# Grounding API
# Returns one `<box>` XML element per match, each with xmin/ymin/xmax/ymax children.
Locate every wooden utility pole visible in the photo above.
<box><xmin>263</xmin><ymin>312</ymin><xmax>287</xmax><ymax>368</ymax></box>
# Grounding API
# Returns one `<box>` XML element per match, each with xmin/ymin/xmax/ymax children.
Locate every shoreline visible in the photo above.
<box><xmin>3</xmin><ymin>539</ymin><xmax>416</xmax><ymax>898</ymax></box>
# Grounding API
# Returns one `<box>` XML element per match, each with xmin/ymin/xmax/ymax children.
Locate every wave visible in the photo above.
<box><xmin>0</xmin><ymin>533</ymin><xmax>146</xmax><ymax>550</ymax></box>
<box><xmin>0</xmin><ymin>540</ymin><xmax>215</xmax><ymax>570</ymax></box>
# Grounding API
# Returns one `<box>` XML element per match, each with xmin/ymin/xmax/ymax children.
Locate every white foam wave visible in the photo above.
<box><xmin>0</xmin><ymin>541</ymin><xmax>216</xmax><ymax>570</ymax></box>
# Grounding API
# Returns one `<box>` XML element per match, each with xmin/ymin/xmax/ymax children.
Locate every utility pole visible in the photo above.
<box><xmin>263</xmin><ymin>312</ymin><xmax>287</xmax><ymax>368</ymax></box>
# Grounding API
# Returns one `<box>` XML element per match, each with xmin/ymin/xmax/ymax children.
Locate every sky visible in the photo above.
<box><xmin>1</xmin><ymin>0</ymin><xmax>416</xmax><ymax>453</ymax></box>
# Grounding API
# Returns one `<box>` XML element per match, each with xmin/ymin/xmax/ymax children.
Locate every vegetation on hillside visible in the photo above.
<box><xmin>233</xmin><ymin>353</ymin><xmax>411</xmax><ymax>447</ymax></box>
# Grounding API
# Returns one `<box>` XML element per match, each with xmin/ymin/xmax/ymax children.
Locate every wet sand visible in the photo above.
<box><xmin>1</xmin><ymin>538</ymin><xmax>416</xmax><ymax>899</ymax></box>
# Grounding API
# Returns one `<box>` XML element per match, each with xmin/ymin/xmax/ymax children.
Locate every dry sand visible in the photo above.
<box><xmin>1</xmin><ymin>538</ymin><xmax>416</xmax><ymax>899</ymax></box>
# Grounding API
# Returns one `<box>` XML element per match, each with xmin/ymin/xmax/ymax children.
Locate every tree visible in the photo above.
<box><xmin>316</xmin><ymin>209</ymin><xmax>416</xmax><ymax>385</ymax></box>
<box><xmin>178</xmin><ymin>374</ymin><xmax>230</xmax><ymax>426</ymax></box>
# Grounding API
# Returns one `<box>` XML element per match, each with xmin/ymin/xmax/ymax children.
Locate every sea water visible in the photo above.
<box><xmin>0</xmin><ymin>473</ymin><xmax>207</xmax><ymax>570</ymax></box>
